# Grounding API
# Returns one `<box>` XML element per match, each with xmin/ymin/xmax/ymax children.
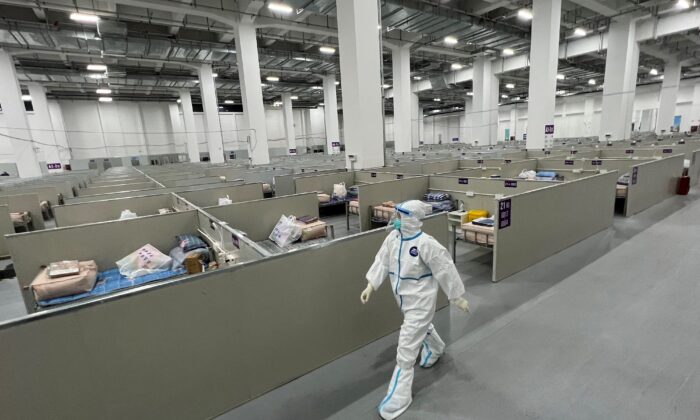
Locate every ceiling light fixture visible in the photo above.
<box><xmin>505</xmin><ymin>83</ymin><xmax>515</xmax><ymax>89</ymax></box>
<box><xmin>273</xmin><ymin>101</ymin><xmax>283</xmax><ymax>106</ymax></box>
<box><xmin>176</xmin><ymin>99</ymin><xmax>182</xmax><ymax>103</ymax></box>
<box><xmin>433</xmin><ymin>98</ymin><xmax>441</xmax><ymax>102</ymax></box>
<box><xmin>268</xmin><ymin>2</ymin><xmax>293</xmax><ymax>14</ymax></box>
<box><xmin>659</xmin><ymin>75</ymin><xmax>665</xmax><ymax>80</ymax></box>
<box><xmin>212</xmin><ymin>73</ymin><xmax>218</xmax><ymax>78</ymax></box>
<box><xmin>556</xmin><ymin>73</ymin><xmax>565</xmax><ymax>80</ymax></box>
<box><xmin>677</xmin><ymin>0</ymin><xmax>690</xmax><ymax>9</ymax></box>
<box><xmin>21</xmin><ymin>95</ymin><xmax>31</xmax><ymax>101</ymax></box>
<box><xmin>413</xmin><ymin>76</ymin><xmax>422</xmax><ymax>81</ymax></box>
<box><xmin>87</xmin><ymin>64</ymin><xmax>107</xmax><ymax>71</ymax></box>
<box><xmin>502</xmin><ymin>48</ymin><xmax>515</xmax><ymax>56</ymax></box>
<box><xmin>556</xmin><ymin>90</ymin><xmax>566</xmax><ymax>95</ymax></box>
<box><xmin>517</xmin><ymin>9</ymin><xmax>533</xmax><ymax>20</ymax></box>
<box><xmin>70</xmin><ymin>13</ymin><xmax>99</xmax><ymax>23</ymax></box>
<box><xmin>573</xmin><ymin>27</ymin><xmax>587</xmax><ymax>37</ymax></box>
<box><xmin>290</xmin><ymin>96</ymin><xmax>298</xmax><ymax>100</ymax></box>
<box><xmin>444</xmin><ymin>36</ymin><xmax>458</xmax><ymax>45</ymax></box>
<box><xmin>501</xmin><ymin>94</ymin><xmax>509</xmax><ymax>99</ymax></box>
<box><xmin>266</xmin><ymin>76</ymin><xmax>280</xmax><ymax>82</ymax></box>
<box><xmin>224</xmin><ymin>100</ymin><xmax>234</xmax><ymax>104</ymax></box>
<box><xmin>319</xmin><ymin>46</ymin><xmax>336</xmax><ymax>54</ymax></box>
<box><xmin>649</xmin><ymin>68</ymin><xmax>658</xmax><ymax>75</ymax></box>
<box><xmin>319</xmin><ymin>102</ymin><xmax>325</xmax><ymax>106</ymax></box>
<box><xmin>588</xmin><ymin>79</ymin><xmax>596</xmax><ymax>85</ymax></box>
<box><xmin>467</xmin><ymin>92</ymin><xmax>474</xmax><ymax>96</ymax></box>
<box><xmin>335</xmin><ymin>81</ymin><xmax>340</xmax><ymax>85</ymax></box>
<box><xmin>312</xmin><ymin>85</ymin><xmax>323</xmax><ymax>90</ymax></box>
<box><xmin>98</xmin><ymin>97</ymin><xmax>113</xmax><ymax>102</ymax></box>
<box><xmin>451</xmin><ymin>63</ymin><xmax>463</xmax><ymax>70</ymax></box>
<box><xmin>88</xmin><ymin>73</ymin><xmax>105</xmax><ymax>79</ymax></box>
<box><xmin>383</xmin><ymin>84</ymin><xmax>391</xmax><ymax>89</ymax></box>
<box><xmin>95</xmin><ymin>88</ymin><xmax>112</xmax><ymax>94</ymax></box>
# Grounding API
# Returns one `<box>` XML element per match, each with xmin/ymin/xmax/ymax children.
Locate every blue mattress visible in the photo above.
<box><xmin>38</xmin><ymin>267</ymin><xmax>187</xmax><ymax>307</ymax></box>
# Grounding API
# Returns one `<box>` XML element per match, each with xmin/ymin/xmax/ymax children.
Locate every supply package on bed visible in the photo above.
<box><xmin>270</xmin><ymin>215</ymin><xmax>302</xmax><ymax>247</ymax></box>
<box><xmin>116</xmin><ymin>244</ymin><xmax>172</xmax><ymax>278</ymax></box>
<box><xmin>332</xmin><ymin>182</ymin><xmax>347</xmax><ymax>200</ymax></box>
<box><xmin>317</xmin><ymin>193</ymin><xmax>331</xmax><ymax>203</ymax></box>
<box><xmin>31</xmin><ymin>260</ymin><xmax>98</xmax><ymax>301</ymax></box>
<box><xmin>48</xmin><ymin>260</ymin><xmax>80</xmax><ymax>277</ymax></box>
<box><xmin>294</xmin><ymin>219</ymin><xmax>327</xmax><ymax>242</ymax></box>
<box><xmin>462</xmin><ymin>217</ymin><xmax>495</xmax><ymax>247</ymax></box>
<box><xmin>467</xmin><ymin>209</ymin><xmax>489</xmax><ymax>222</ymax></box>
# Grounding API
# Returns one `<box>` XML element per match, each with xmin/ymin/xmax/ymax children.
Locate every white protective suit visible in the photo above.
<box><xmin>365</xmin><ymin>200</ymin><xmax>466</xmax><ymax>420</ymax></box>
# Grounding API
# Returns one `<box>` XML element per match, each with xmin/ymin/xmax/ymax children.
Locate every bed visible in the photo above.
<box><xmin>37</xmin><ymin>267</ymin><xmax>187</xmax><ymax>308</ymax></box>
<box><xmin>462</xmin><ymin>220</ymin><xmax>495</xmax><ymax>247</ymax></box>
<box><xmin>40</xmin><ymin>200</ymin><xmax>52</xmax><ymax>220</ymax></box>
<box><xmin>11</xmin><ymin>211</ymin><xmax>32</xmax><ymax>232</ymax></box>
<box><xmin>616</xmin><ymin>184</ymin><xmax>628</xmax><ymax>198</ymax></box>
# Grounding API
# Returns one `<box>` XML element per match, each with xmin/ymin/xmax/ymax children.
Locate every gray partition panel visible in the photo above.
<box><xmin>0</xmin><ymin>186</ymin><xmax>61</xmax><ymax>205</ymax></box>
<box><xmin>206</xmin><ymin>193</ymin><xmax>319</xmax><ymax>241</ymax></box>
<box><xmin>53</xmin><ymin>194</ymin><xmax>174</xmax><ymax>227</ymax></box>
<box><xmin>177</xmin><ymin>183</ymin><xmax>264</xmax><ymax>207</ymax></box>
<box><xmin>80</xmin><ymin>181</ymin><xmax>157</xmax><ymax>196</ymax></box>
<box><xmin>273</xmin><ymin>174</ymin><xmax>296</xmax><ymax>196</ymax></box>
<box><xmin>625</xmin><ymin>155</ymin><xmax>685</xmax><ymax>217</ymax></box>
<box><xmin>358</xmin><ymin>177</ymin><xmax>430</xmax><ymax>231</ymax></box>
<box><xmin>493</xmin><ymin>172</ymin><xmax>618</xmax><ymax>282</ymax></box>
<box><xmin>421</xmin><ymin>160</ymin><xmax>460</xmax><ymax>174</ymax></box>
<box><xmin>65</xmin><ymin>181</ymin><xmax>245</xmax><ymax>204</ymax></box>
<box><xmin>688</xmin><ymin>149</ymin><xmax>700</xmax><ymax>186</ymax></box>
<box><xmin>355</xmin><ymin>171</ymin><xmax>407</xmax><ymax>183</ymax></box>
<box><xmin>0</xmin><ymin>215</ymin><xmax>449</xmax><ymax>420</ymax></box>
<box><xmin>429</xmin><ymin>176</ymin><xmax>554</xmax><ymax>195</ymax></box>
<box><xmin>6</xmin><ymin>211</ymin><xmax>199</xmax><ymax>312</ymax></box>
<box><xmin>0</xmin><ymin>193</ymin><xmax>45</xmax><ymax>230</ymax></box>
<box><xmin>0</xmin><ymin>205</ymin><xmax>13</xmax><ymax>257</ymax></box>
<box><xmin>294</xmin><ymin>172</ymin><xmax>355</xmax><ymax>194</ymax></box>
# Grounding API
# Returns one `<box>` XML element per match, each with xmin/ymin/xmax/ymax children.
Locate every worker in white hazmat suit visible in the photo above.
<box><xmin>361</xmin><ymin>200</ymin><xmax>469</xmax><ymax>419</ymax></box>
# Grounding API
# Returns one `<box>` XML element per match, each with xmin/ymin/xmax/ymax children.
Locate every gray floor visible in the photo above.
<box><xmin>218</xmin><ymin>191</ymin><xmax>700</xmax><ymax>420</ymax></box>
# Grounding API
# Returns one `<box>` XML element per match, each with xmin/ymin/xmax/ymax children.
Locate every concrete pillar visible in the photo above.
<box><xmin>168</xmin><ymin>102</ymin><xmax>185</xmax><ymax>156</ymax></box>
<box><xmin>26</xmin><ymin>83</ymin><xmax>63</xmax><ymax>173</ymax></box>
<box><xmin>322</xmin><ymin>74</ymin><xmax>341</xmax><ymax>154</ymax></box>
<box><xmin>234</xmin><ymin>18</ymin><xmax>270</xmax><ymax>165</ymax></box>
<box><xmin>197</xmin><ymin>64</ymin><xmax>224</xmax><ymax>163</ymax></box>
<box><xmin>336</xmin><ymin>0</ymin><xmax>385</xmax><ymax>169</ymax></box>
<box><xmin>526</xmin><ymin>0</ymin><xmax>561</xmax><ymax>149</ymax></box>
<box><xmin>282</xmin><ymin>93</ymin><xmax>297</xmax><ymax>154</ymax></box>
<box><xmin>509</xmin><ymin>107</ymin><xmax>518</xmax><ymax>141</ymax></box>
<box><xmin>0</xmin><ymin>50</ymin><xmax>42</xmax><ymax>178</ymax></box>
<box><xmin>410</xmin><ymin>93</ymin><xmax>421</xmax><ymax>148</ymax></box>
<box><xmin>600</xmin><ymin>17</ymin><xmax>639</xmax><ymax>141</ymax></box>
<box><xmin>178</xmin><ymin>89</ymin><xmax>200</xmax><ymax>162</ymax></box>
<box><xmin>46</xmin><ymin>101</ymin><xmax>71</xmax><ymax>165</ymax></box>
<box><xmin>583</xmin><ymin>98</ymin><xmax>595</xmax><ymax>136</ymax></box>
<box><xmin>391</xmin><ymin>44</ymin><xmax>412</xmax><ymax>152</ymax></box>
<box><xmin>656</xmin><ymin>60</ymin><xmax>682</xmax><ymax>134</ymax></box>
<box><xmin>418</xmin><ymin>105</ymin><xmax>425</xmax><ymax>145</ymax></box>
<box><xmin>470</xmin><ymin>58</ymin><xmax>499</xmax><ymax>146</ymax></box>
<box><xmin>691</xmin><ymin>83</ymin><xmax>700</xmax><ymax>129</ymax></box>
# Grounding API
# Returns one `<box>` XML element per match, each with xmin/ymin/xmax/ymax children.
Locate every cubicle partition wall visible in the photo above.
<box><xmin>205</xmin><ymin>193</ymin><xmax>319</xmax><ymax>241</ymax></box>
<box><xmin>163</xmin><ymin>177</ymin><xmax>225</xmax><ymax>188</ymax></box>
<box><xmin>493</xmin><ymin>172</ymin><xmax>618</xmax><ymax>282</ymax></box>
<box><xmin>0</xmin><ymin>214</ymin><xmax>449</xmax><ymax>420</ymax></box>
<box><xmin>357</xmin><ymin>177</ymin><xmax>430</xmax><ymax>231</ymax></box>
<box><xmin>6</xmin><ymin>210</ymin><xmax>202</xmax><ymax>312</ymax></box>
<box><xmin>294</xmin><ymin>172</ymin><xmax>356</xmax><ymax>194</ymax></box>
<box><xmin>0</xmin><ymin>185</ymin><xmax>62</xmax><ymax>206</ymax></box>
<box><xmin>429</xmin><ymin>175</ymin><xmax>557</xmax><ymax>196</ymax></box>
<box><xmin>625</xmin><ymin>154</ymin><xmax>685</xmax><ymax>216</ymax></box>
<box><xmin>0</xmin><ymin>205</ymin><xmax>15</xmax><ymax>257</ymax></box>
<box><xmin>53</xmin><ymin>194</ymin><xmax>177</xmax><ymax>227</ymax></box>
<box><xmin>79</xmin><ymin>181</ymin><xmax>158</xmax><ymax>196</ymax></box>
<box><xmin>65</xmin><ymin>180</ymin><xmax>246</xmax><ymax>204</ymax></box>
<box><xmin>0</xmin><ymin>193</ymin><xmax>45</xmax><ymax>230</ymax></box>
<box><xmin>176</xmin><ymin>183</ymin><xmax>264</xmax><ymax>207</ymax></box>
<box><xmin>355</xmin><ymin>171</ymin><xmax>408</xmax><ymax>183</ymax></box>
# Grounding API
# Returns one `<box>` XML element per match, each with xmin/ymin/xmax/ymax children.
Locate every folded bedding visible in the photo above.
<box><xmin>428</xmin><ymin>200</ymin><xmax>455</xmax><ymax>212</ymax></box>
<box><xmin>424</xmin><ymin>192</ymin><xmax>451</xmax><ymax>201</ymax></box>
<box><xmin>37</xmin><ymin>267</ymin><xmax>187</xmax><ymax>307</ymax></box>
<box><xmin>10</xmin><ymin>211</ymin><xmax>30</xmax><ymax>225</ymax></box>
<box><xmin>462</xmin><ymin>221</ymin><xmax>495</xmax><ymax>246</ymax></box>
<box><xmin>348</xmin><ymin>200</ymin><xmax>360</xmax><ymax>215</ymax></box>
<box><xmin>617</xmin><ymin>173</ymin><xmax>630</xmax><ymax>186</ymax></box>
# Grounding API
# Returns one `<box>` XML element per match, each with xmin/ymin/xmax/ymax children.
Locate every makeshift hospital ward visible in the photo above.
<box><xmin>4</xmin><ymin>2</ymin><xmax>700</xmax><ymax>419</ymax></box>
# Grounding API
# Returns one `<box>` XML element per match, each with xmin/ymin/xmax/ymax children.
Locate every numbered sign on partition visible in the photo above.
<box><xmin>591</xmin><ymin>160</ymin><xmax>602</xmax><ymax>166</ymax></box>
<box><xmin>47</xmin><ymin>163</ymin><xmax>61</xmax><ymax>170</ymax></box>
<box><xmin>625</xmin><ymin>149</ymin><xmax>634</xmax><ymax>154</ymax></box>
<box><xmin>544</xmin><ymin>124</ymin><xmax>554</xmax><ymax>148</ymax></box>
<box><xmin>231</xmin><ymin>233</ymin><xmax>240</xmax><ymax>249</ymax></box>
<box><xmin>477</xmin><ymin>159</ymin><xmax>484</xmax><ymax>164</ymax></box>
<box><xmin>504</xmin><ymin>180</ymin><xmax>518</xmax><ymax>188</ymax></box>
<box><xmin>396</xmin><ymin>174</ymin><xmax>404</xmax><ymax>180</ymax></box>
<box><xmin>504</xmin><ymin>159</ymin><xmax>512</xmax><ymax>164</ymax></box>
<box><xmin>565</xmin><ymin>160</ymin><xmax>574</xmax><ymax>166</ymax></box>
<box><xmin>631</xmin><ymin>167</ymin><xmax>639</xmax><ymax>185</ymax></box>
<box><xmin>331</xmin><ymin>141</ymin><xmax>341</xmax><ymax>154</ymax></box>
<box><xmin>370</xmin><ymin>172</ymin><xmax>377</xmax><ymax>178</ymax></box>
<box><xmin>663</xmin><ymin>148</ymin><xmax>673</xmax><ymax>154</ymax></box>
<box><xmin>458</xmin><ymin>178</ymin><xmax>469</xmax><ymax>185</ymax></box>
<box><xmin>452</xmin><ymin>137</ymin><xmax>459</xmax><ymax>142</ymax></box>
<box><xmin>499</xmin><ymin>199</ymin><xmax>512</xmax><ymax>229</ymax></box>
<box><xmin>288</xmin><ymin>148</ymin><xmax>297</xmax><ymax>155</ymax></box>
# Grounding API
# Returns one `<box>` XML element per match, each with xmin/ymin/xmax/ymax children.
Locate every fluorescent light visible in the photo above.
<box><xmin>268</xmin><ymin>2</ymin><xmax>293</xmax><ymax>14</ymax></box>
<box><xmin>266</xmin><ymin>76</ymin><xmax>280</xmax><ymax>82</ymax></box>
<box><xmin>290</xmin><ymin>96</ymin><xmax>298</xmax><ymax>100</ymax></box>
<box><xmin>334</xmin><ymin>81</ymin><xmax>340</xmax><ymax>85</ymax></box>
<box><xmin>98</xmin><ymin>97</ymin><xmax>112</xmax><ymax>102</ymax></box>
<box><xmin>95</xmin><ymin>88</ymin><xmax>112</xmax><ymax>94</ymax></box>
<box><xmin>273</xmin><ymin>101</ymin><xmax>283</xmax><ymax>106</ymax></box>
<box><xmin>88</xmin><ymin>73</ymin><xmax>105</xmax><ymax>79</ymax></box>
<box><xmin>556</xmin><ymin>90</ymin><xmax>566</xmax><ymax>95</ymax></box>
<box><xmin>573</xmin><ymin>27</ymin><xmax>587</xmax><ymax>37</ymax></box>
<box><xmin>588</xmin><ymin>79</ymin><xmax>596</xmax><ymax>85</ymax></box>
<box><xmin>21</xmin><ymin>95</ymin><xmax>31</xmax><ymax>101</ymax></box>
<box><xmin>501</xmin><ymin>94</ymin><xmax>508</xmax><ymax>99</ymax></box>
<box><xmin>293</xmin><ymin>56</ymin><xmax>314</xmax><ymax>62</ymax></box>
<box><xmin>451</xmin><ymin>63</ymin><xmax>463</xmax><ymax>70</ymax></box>
<box><xmin>176</xmin><ymin>99</ymin><xmax>182</xmax><ymax>103</ymax></box>
<box><xmin>224</xmin><ymin>100</ymin><xmax>234</xmax><ymax>104</ymax></box>
<box><xmin>505</xmin><ymin>83</ymin><xmax>515</xmax><ymax>89</ymax></box>
<box><xmin>659</xmin><ymin>75</ymin><xmax>665</xmax><ymax>80</ymax></box>
<box><xmin>517</xmin><ymin>9</ymin><xmax>533</xmax><ymax>20</ymax></box>
<box><xmin>467</xmin><ymin>92</ymin><xmax>474</xmax><ymax>96</ymax></box>
<box><xmin>514</xmin><ymin>96</ymin><xmax>521</xmax><ymax>100</ymax></box>
<box><xmin>319</xmin><ymin>102</ymin><xmax>324</xmax><ymax>106</ymax></box>
<box><xmin>70</xmin><ymin>13</ymin><xmax>99</xmax><ymax>23</ymax></box>
<box><xmin>413</xmin><ymin>76</ymin><xmax>422</xmax><ymax>81</ymax></box>
<box><xmin>383</xmin><ymin>84</ymin><xmax>391</xmax><ymax>89</ymax></box>
<box><xmin>212</xmin><ymin>73</ymin><xmax>218</xmax><ymax>78</ymax></box>
<box><xmin>677</xmin><ymin>0</ymin><xmax>690</xmax><ymax>9</ymax></box>
<box><xmin>433</xmin><ymin>98</ymin><xmax>441</xmax><ymax>102</ymax></box>
<box><xmin>649</xmin><ymin>68</ymin><xmax>658</xmax><ymax>75</ymax></box>
<box><xmin>312</xmin><ymin>85</ymin><xmax>323</xmax><ymax>90</ymax></box>
<box><xmin>556</xmin><ymin>73</ymin><xmax>565</xmax><ymax>80</ymax></box>
<box><xmin>319</xmin><ymin>46</ymin><xmax>336</xmax><ymax>54</ymax></box>
<box><xmin>502</xmin><ymin>48</ymin><xmax>515</xmax><ymax>56</ymax></box>
<box><xmin>87</xmin><ymin>64</ymin><xmax>107</xmax><ymax>71</ymax></box>
<box><xmin>444</xmin><ymin>36</ymin><xmax>458</xmax><ymax>45</ymax></box>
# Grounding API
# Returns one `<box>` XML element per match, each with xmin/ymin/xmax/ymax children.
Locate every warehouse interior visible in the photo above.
<box><xmin>1</xmin><ymin>1</ymin><xmax>700</xmax><ymax>419</ymax></box>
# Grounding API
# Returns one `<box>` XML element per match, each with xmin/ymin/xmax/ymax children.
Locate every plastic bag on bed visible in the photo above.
<box><xmin>116</xmin><ymin>244</ymin><xmax>172</xmax><ymax>279</ymax></box>
<box><xmin>218</xmin><ymin>195</ymin><xmax>232</xmax><ymax>205</ymax></box>
<box><xmin>119</xmin><ymin>209</ymin><xmax>137</xmax><ymax>220</ymax></box>
<box><xmin>332</xmin><ymin>182</ymin><xmax>347</xmax><ymax>200</ymax></box>
<box><xmin>269</xmin><ymin>215</ymin><xmax>302</xmax><ymax>247</ymax></box>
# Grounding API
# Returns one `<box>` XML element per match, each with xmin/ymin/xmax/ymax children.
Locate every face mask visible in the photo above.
<box><xmin>393</xmin><ymin>219</ymin><xmax>402</xmax><ymax>231</ymax></box>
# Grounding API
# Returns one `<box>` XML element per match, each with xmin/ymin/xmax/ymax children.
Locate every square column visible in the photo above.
<box><xmin>410</xmin><ymin>93</ymin><xmax>421</xmax><ymax>148</ymax></box>
<box><xmin>322</xmin><ymin>74</ymin><xmax>341</xmax><ymax>154</ymax></box>
<box><xmin>0</xmin><ymin>49</ymin><xmax>42</xmax><ymax>178</ymax></box>
<box><xmin>584</xmin><ymin>98</ymin><xmax>595</xmax><ymax>136</ymax></box>
<box><xmin>470</xmin><ymin>58</ymin><xmax>499</xmax><ymax>146</ymax></box>
<box><xmin>656</xmin><ymin>60</ymin><xmax>682</xmax><ymax>134</ymax></box>
<box><xmin>391</xmin><ymin>44</ymin><xmax>413</xmax><ymax>152</ymax></box>
<box><xmin>197</xmin><ymin>64</ymin><xmax>224</xmax><ymax>163</ymax></box>
<box><xmin>282</xmin><ymin>93</ymin><xmax>297</xmax><ymax>154</ymax></box>
<box><xmin>600</xmin><ymin>17</ymin><xmax>639</xmax><ymax>142</ymax></box>
<box><xmin>690</xmin><ymin>83</ymin><xmax>700</xmax><ymax>130</ymax></box>
<box><xmin>234</xmin><ymin>18</ymin><xmax>270</xmax><ymax>165</ymax></box>
<box><xmin>526</xmin><ymin>0</ymin><xmax>562</xmax><ymax>149</ymax></box>
<box><xmin>27</xmin><ymin>83</ymin><xmax>63</xmax><ymax>173</ymax></box>
<box><xmin>178</xmin><ymin>89</ymin><xmax>200</xmax><ymax>162</ymax></box>
<box><xmin>509</xmin><ymin>107</ymin><xmax>518</xmax><ymax>141</ymax></box>
<box><xmin>336</xmin><ymin>0</ymin><xmax>385</xmax><ymax>169</ymax></box>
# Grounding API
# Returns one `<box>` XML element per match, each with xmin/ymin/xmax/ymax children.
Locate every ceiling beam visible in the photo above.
<box><xmin>567</xmin><ymin>0</ymin><xmax>618</xmax><ymax>17</ymax></box>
